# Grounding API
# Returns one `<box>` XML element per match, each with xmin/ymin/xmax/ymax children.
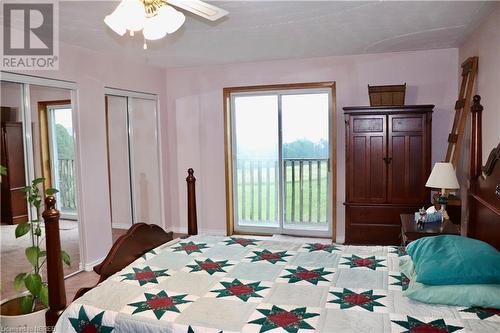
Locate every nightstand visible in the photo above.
<box><xmin>400</xmin><ymin>214</ymin><xmax>461</xmax><ymax>245</ymax></box>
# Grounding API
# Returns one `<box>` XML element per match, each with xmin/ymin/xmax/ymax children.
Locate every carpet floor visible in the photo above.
<box><xmin>0</xmin><ymin>223</ymin><xmax>126</xmax><ymax>302</ymax></box>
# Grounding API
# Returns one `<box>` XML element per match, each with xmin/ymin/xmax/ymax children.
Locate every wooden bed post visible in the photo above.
<box><xmin>470</xmin><ymin>95</ymin><xmax>483</xmax><ymax>179</ymax></box>
<box><xmin>42</xmin><ymin>196</ymin><xmax>66</xmax><ymax>328</ymax></box>
<box><xmin>186</xmin><ymin>168</ymin><xmax>198</xmax><ymax>235</ymax></box>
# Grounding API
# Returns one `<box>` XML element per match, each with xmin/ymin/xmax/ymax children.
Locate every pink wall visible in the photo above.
<box><xmin>459</xmin><ymin>3</ymin><xmax>499</xmax><ymax>164</ymax></box>
<box><xmin>457</xmin><ymin>3</ymin><xmax>500</xmax><ymax>231</ymax></box>
<box><xmin>165</xmin><ymin>48</ymin><xmax>459</xmax><ymax>241</ymax></box>
<box><xmin>9</xmin><ymin>42</ymin><xmax>168</xmax><ymax>267</ymax></box>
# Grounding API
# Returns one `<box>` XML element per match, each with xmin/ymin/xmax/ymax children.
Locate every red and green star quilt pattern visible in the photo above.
<box><xmin>55</xmin><ymin>236</ymin><xmax>500</xmax><ymax>333</ymax></box>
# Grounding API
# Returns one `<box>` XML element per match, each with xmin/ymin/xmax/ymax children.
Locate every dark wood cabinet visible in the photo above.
<box><xmin>1</xmin><ymin>122</ymin><xmax>28</xmax><ymax>224</ymax></box>
<box><xmin>344</xmin><ymin>105</ymin><xmax>433</xmax><ymax>245</ymax></box>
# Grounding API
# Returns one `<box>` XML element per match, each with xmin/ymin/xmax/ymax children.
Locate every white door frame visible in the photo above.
<box><xmin>104</xmin><ymin>87</ymin><xmax>164</xmax><ymax>229</ymax></box>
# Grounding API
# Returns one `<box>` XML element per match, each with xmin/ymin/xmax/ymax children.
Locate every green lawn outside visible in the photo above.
<box><xmin>235</xmin><ymin>160</ymin><xmax>329</xmax><ymax>225</ymax></box>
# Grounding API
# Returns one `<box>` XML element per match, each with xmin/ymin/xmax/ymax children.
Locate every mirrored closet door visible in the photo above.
<box><xmin>105</xmin><ymin>91</ymin><xmax>161</xmax><ymax>230</ymax></box>
<box><xmin>0</xmin><ymin>77</ymin><xmax>81</xmax><ymax>301</ymax></box>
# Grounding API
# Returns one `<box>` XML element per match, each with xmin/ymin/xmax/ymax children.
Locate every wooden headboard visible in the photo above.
<box><xmin>467</xmin><ymin>95</ymin><xmax>500</xmax><ymax>249</ymax></box>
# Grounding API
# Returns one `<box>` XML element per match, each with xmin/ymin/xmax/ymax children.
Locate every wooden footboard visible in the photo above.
<box><xmin>42</xmin><ymin>168</ymin><xmax>198</xmax><ymax>327</ymax></box>
<box><xmin>73</xmin><ymin>223</ymin><xmax>174</xmax><ymax>300</ymax></box>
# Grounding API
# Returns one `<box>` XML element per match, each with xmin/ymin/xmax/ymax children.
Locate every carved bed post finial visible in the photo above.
<box><xmin>186</xmin><ymin>168</ymin><xmax>198</xmax><ymax>235</ymax></box>
<box><xmin>470</xmin><ymin>95</ymin><xmax>483</xmax><ymax>179</ymax></box>
<box><xmin>42</xmin><ymin>196</ymin><xmax>66</xmax><ymax>328</ymax></box>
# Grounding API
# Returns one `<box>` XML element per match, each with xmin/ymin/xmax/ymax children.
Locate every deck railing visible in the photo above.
<box><xmin>57</xmin><ymin>159</ymin><xmax>77</xmax><ymax>211</ymax></box>
<box><xmin>236</xmin><ymin>158</ymin><xmax>329</xmax><ymax>224</ymax></box>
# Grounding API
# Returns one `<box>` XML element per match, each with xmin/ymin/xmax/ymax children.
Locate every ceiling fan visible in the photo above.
<box><xmin>104</xmin><ymin>0</ymin><xmax>228</xmax><ymax>48</ymax></box>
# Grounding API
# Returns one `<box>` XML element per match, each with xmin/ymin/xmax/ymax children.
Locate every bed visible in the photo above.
<box><xmin>41</xmin><ymin>95</ymin><xmax>499</xmax><ymax>332</ymax></box>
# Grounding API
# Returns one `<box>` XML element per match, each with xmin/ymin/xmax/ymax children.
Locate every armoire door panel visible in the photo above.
<box><xmin>389</xmin><ymin>135</ymin><xmax>406</xmax><ymax>201</ymax></box>
<box><xmin>348</xmin><ymin>115</ymin><xmax>386</xmax><ymax>203</ymax></box>
<box><xmin>353</xmin><ymin>117</ymin><xmax>384</xmax><ymax>132</ymax></box>
<box><xmin>4</xmin><ymin>123</ymin><xmax>26</xmax><ymax>188</ymax></box>
<box><xmin>369</xmin><ymin>135</ymin><xmax>386</xmax><ymax>201</ymax></box>
<box><xmin>391</xmin><ymin>116</ymin><xmax>423</xmax><ymax>132</ymax></box>
<box><xmin>408</xmin><ymin>135</ymin><xmax>425</xmax><ymax>200</ymax></box>
<box><xmin>351</xmin><ymin>136</ymin><xmax>367</xmax><ymax>200</ymax></box>
<box><xmin>1</xmin><ymin>122</ymin><xmax>29</xmax><ymax>224</ymax></box>
<box><xmin>388</xmin><ymin>115</ymin><xmax>428</xmax><ymax>204</ymax></box>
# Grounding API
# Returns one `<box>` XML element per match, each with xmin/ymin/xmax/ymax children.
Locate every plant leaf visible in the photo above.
<box><xmin>0</xmin><ymin>165</ymin><xmax>7</xmax><ymax>176</ymax></box>
<box><xmin>45</xmin><ymin>188</ymin><xmax>59</xmax><ymax>195</ymax></box>
<box><xmin>61</xmin><ymin>250</ymin><xmax>71</xmax><ymax>266</ymax></box>
<box><xmin>21</xmin><ymin>186</ymin><xmax>31</xmax><ymax>193</ymax></box>
<box><xmin>25</xmin><ymin>246</ymin><xmax>40</xmax><ymax>267</ymax></box>
<box><xmin>19</xmin><ymin>295</ymin><xmax>34</xmax><ymax>314</ymax></box>
<box><xmin>33</xmin><ymin>178</ymin><xmax>45</xmax><ymax>185</ymax></box>
<box><xmin>39</xmin><ymin>250</ymin><xmax>47</xmax><ymax>257</ymax></box>
<box><xmin>15</xmin><ymin>222</ymin><xmax>31</xmax><ymax>238</ymax></box>
<box><xmin>39</xmin><ymin>285</ymin><xmax>49</xmax><ymax>307</ymax></box>
<box><xmin>14</xmin><ymin>273</ymin><xmax>27</xmax><ymax>292</ymax></box>
<box><xmin>34</xmin><ymin>226</ymin><xmax>42</xmax><ymax>237</ymax></box>
<box><xmin>33</xmin><ymin>198</ymin><xmax>41</xmax><ymax>209</ymax></box>
<box><xmin>24</xmin><ymin>273</ymin><xmax>42</xmax><ymax>297</ymax></box>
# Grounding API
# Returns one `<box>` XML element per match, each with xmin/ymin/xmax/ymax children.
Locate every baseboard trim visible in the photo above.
<box><xmin>169</xmin><ymin>226</ymin><xmax>226</xmax><ymax>236</ymax></box>
<box><xmin>84</xmin><ymin>256</ymin><xmax>105</xmax><ymax>271</ymax></box>
<box><xmin>112</xmin><ymin>223</ymin><xmax>132</xmax><ymax>230</ymax></box>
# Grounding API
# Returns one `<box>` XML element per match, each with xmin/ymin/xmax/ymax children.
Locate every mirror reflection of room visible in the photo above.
<box><xmin>0</xmin><ymin>82</ymin><xmax>81</xmax><ymax>301</ymax></box>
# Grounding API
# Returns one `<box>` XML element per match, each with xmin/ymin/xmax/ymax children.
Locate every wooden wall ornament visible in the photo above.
<box><xmin>445</xmin><ymin>56</ymin><xmax>478</xmax><ymax>167</ymax></box>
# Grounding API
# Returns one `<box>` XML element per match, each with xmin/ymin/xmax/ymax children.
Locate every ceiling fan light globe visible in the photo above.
<box><xmin>104</xmin><ymin>13</ymin><xmax>127</xmax><ymax>36</ymax></box>
<box><xmin>120</xmin><ymin>0</ymin><xmax>146</xmax><ymax>31</ymax></box>
<box><xmin>159</xmin><ymin>5</ymin><xmax>185</xmax><ymax>34</ymax></box>
<box><xmin>143</xmin><ymin>16</ymin><xmax>168</xmax><ymax>40</ymax></box>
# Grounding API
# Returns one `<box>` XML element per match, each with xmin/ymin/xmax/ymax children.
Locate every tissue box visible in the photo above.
<box><xmin>414</xmin><ymin>211</ymin><xmax>442</xmax><ymax>223</ymax></box>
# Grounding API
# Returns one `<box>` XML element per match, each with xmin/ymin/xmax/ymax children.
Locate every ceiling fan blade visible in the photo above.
<box><xmin>167</xmin><ymin>0</ymin><xmax>228</xmax><ymax>21</ymax></box>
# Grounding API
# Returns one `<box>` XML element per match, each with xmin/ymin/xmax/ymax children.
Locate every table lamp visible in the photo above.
<box><xmin>425</xmin><ymin>162</ymin><xmax>460</xmax><ymax>221</ymax></box>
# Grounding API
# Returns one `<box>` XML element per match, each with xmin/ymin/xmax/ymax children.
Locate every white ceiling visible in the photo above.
<box><xmin>58</xmin><ymin>1</ymin><xmax>494</xmax><ymax>68</ymax></box>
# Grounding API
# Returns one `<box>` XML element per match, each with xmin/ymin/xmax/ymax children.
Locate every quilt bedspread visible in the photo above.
<box><xmin>55</xmin><ymin>235</ymin><xmax>500</xmax><ymax>333</ymax></box>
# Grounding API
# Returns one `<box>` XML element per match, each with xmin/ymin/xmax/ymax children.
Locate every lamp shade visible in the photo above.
<box><xmin>425</xmin><ymin>162</ymin><xmax>460</xmax><ymax>190</ymax></box>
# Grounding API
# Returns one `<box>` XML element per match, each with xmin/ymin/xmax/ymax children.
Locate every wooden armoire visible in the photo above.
<box><xmin>1</xmin><ymin>122</ymin><xmax>28</xmax><ymax>224</ymax></box>
<box><xmin>343</xmin><ymin>105</ymin><xmax>433</xmax><ymax>244</ymax></box>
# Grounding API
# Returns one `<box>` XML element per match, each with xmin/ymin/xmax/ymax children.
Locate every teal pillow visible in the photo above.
<box><xmin>400</xmin><ymin>258</ymin><xmax>500</xmax><ymax>308</ymax></box>
<box><xmin>404</xmin><ymin>275</ymin><xmax>500</xmax><ymax>308</ymax></box>
<box><xmin>406</xmin><ymin>235</ymin><xmax>500</xmax><ymax>285</ymax></box>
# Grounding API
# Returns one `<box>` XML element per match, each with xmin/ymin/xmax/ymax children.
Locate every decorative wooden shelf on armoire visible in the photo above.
<box><xmin>343</xmin><ymin>105</ymin><xmax>433</xmax><ymax>245</ymax></box>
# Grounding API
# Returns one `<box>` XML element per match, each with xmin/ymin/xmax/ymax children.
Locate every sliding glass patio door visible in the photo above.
<box><xmin>233</xmin><ymin>95</ymin><xmax>280</xmax><ymax>232</ymax></box>
<box><xmin>231</xmin><ymin>88</ymin><xmax>332</xmax><ymax>237</ymax></box>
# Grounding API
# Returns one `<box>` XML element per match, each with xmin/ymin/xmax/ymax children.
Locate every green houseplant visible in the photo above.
<box><xmin>11</xmin><ymin>177</ymin><xmax>70</xmax><ymax>314</ymax></box>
